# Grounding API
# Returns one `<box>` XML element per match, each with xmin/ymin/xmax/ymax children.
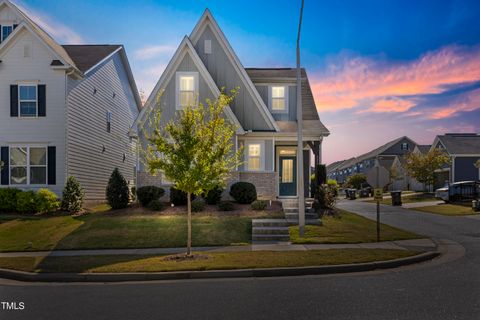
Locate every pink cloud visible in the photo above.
<box><xmin>310</xmin><ymin>45</ymin><xmax>480</xmax><ymax>113</ymax></box>
<box><xmin>429</xmin><ymin>88</ymin><xmax>480</xmax><ymax>119</ymax></box>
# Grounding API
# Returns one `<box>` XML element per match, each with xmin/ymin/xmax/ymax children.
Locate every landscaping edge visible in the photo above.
<box><xmin>0</xmin><ymin>251</ymin><xmax>440</xmax><ymax>283</ymax></box>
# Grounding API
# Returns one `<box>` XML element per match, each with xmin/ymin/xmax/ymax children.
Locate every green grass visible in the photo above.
<box><xmin>0</xmin><ymin>249</ymin><xmax>418</xmax><ymax>273</ymax></box>
<box><xmin>411</xmin><ymin>204</ymin><xmax>478</xmax><ymax>216</ymax></box>
<box><xmin>367</xmin><ymin>193</ymin><xmax>437</xmax><ymax>205</ymax></box>
<box><xmin>290</xmin><ymin>210</ymin><xmax>423</xmax><ymax>244</ymax></box>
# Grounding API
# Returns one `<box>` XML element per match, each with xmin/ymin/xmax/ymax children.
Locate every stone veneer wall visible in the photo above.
<box><xmin>239</xmin><ymin>172</ymin><xmax>277</xmax><ymax>199</ymax></box>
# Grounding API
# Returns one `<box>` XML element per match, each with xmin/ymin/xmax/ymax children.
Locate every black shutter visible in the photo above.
<box><xmin>10</xmin><ymin>85</ymin><xmax>18</xmax><ymax>117</ymax></box>
<box><xmin>1</xmin><ymin>147</ymin><xmax>9</xmax><ymax>185</ymax></box>
<box><xmin>38</xmin><ymin>85</ymin><xmax>46</xmax><ymax>117</ymax></box>
<box><xmin>47</xmin><ymin>146</ymin><xmax>56</xmax><ymax>185</ymax></box>
<box><xmin>0</xmin><ymin>25</ymin><xmax>2</xmax><ymax>44</ymax></box>
<box><xmin>13</xmin><ymin>24</ymin><xmax>18</xmax><ymax>30</ymax></box>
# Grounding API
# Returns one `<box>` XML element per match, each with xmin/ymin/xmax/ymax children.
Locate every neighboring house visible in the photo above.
<box><xmin>327</xmin><ymin>136</ymin><xmax>422</xmax><ymax>190</ymax></box>
<box><xmin>133</xmin><ymin>9</ymin><xmax>329</xmax><ymax>199</ymax></box>
<box><xmin>0</xmin><ymin>0</ymin><xmax>141</xmax><ymax>200</ymax></box>
<box><xmin>431</xmin><ymin>133</ymin><xmax>480</xmax><ymax>189</ymax></box>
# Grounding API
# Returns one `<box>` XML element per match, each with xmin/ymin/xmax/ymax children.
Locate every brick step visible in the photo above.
<box><xmin>286</xmin><ymin>218</ymin><xmax>322</xmax><ymax>226</ymax></box>
<box><xmin>252</xmin><ymin>234</ymin><xmax>290</xmax><ymax>242</ymax></box>
<box><xmin>252</xmin><ymin>227</ymin><xmax>290</xmax><ymax>235</ymax></box>
<box><xmin>252</xmin><ymin>219</ymin><xmax>289</xmax><ymax>228</ymax></box>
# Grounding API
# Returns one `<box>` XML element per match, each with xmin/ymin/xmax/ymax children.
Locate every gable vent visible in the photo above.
<box><xmin>204</xmin><ymin>40</ymin><xmax>212</xmax><ymax>54</ymax></box>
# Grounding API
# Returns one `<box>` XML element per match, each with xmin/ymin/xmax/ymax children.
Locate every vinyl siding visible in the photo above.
<box><xmin>454</xmin><ymin>157</ymin><xmax>480</xmax><ymax>182</ymax></box>
<box><xmin>66</xmin><ymin>52</ymin><xmax>138</xmax><ymax>200</ymax></box>
<box><xmin>0</xmin><ymin>28</ymin><xmax>66</xmax><ymax>196</ymax></box>
<box><xmin>237</xmin><ymin>138</ymin><xmax>274</xmax><ymax>172</ymax></box>
<box><xmin>255</xmin><ymin>85</ymin><xmax>297</xmax><ymax>121</ymax></box>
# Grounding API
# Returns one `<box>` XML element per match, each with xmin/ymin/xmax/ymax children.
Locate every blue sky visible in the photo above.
<box><xmin>15</xmin><ymin>0</ymin><xmax>480</xmax><ymax>163</ymax></box>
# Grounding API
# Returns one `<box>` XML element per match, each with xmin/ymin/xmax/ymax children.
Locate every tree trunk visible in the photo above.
<box><xmin>187</xmin><ymin>192</ymin><xmax>192</xmax><ymax>256</ymax></box>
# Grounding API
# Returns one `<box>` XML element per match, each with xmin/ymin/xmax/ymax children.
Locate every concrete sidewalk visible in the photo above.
<box><xmin>0</xmin><ymin>238</ymin><xmax>436</xmax><ymax>258</ymax></box>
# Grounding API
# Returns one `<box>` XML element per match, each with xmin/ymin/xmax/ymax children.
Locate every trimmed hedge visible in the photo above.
<box><xmin>217</xmin><ymin>201</ymin><xmax>234</xmax><ymax>211</ymax></box>
<box><xmin>203</xmin><ymin>186</ymin><xmax>223</xmax><ymax>205</ymax></box>
<box><xmin>0</xmin><ymin>188</ymin><xmax>22</xmax><ymax>212</ymax></box>
<box><xmin>229</xmin><ymin>182</ymin><xmax>257</xmax><ymax>204</ymax></box>
<box><xmin>137</xmin><ymin>186</ymin><xmax>165</xmax><ymax>207</ymax></box>
<box><xmin>16</xmin><ymin>191</ymin><xmax>37</xmax><ymax>213</ymax></box>
<box><xmin>36</xmin><ymin>188</ymin><xmax>60</xmax><ymax>213</ymax></box>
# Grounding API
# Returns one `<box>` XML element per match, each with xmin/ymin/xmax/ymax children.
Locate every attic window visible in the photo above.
<box><xmin>401</xmin><ymin>143</ymin><xmax>409</xmax><ymax>151</ymax></box>
<box><xmin>204</xmin><ymin>40</ymin><xmax>212</xmax><ymax>54</ymax></box>
<box><xmin>269</xmin><ymin>86</ymin><xmax>288</xmax><ymax>113</ymax></box>
<box><xmin>1</xmin><ymin>25</ymin><xmax>13</xmax><ymax>42</ymax></box>
<box><xmin>176</xmin><ymin>72</ymin><xmax>198</xmax><ymax>109</ymax></box>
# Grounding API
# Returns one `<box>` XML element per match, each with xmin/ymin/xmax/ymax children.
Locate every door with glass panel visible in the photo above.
<box><xmin>279</xmin><ymin>156</ymin><xmax>296</xmax><ymax>196</ymax></box>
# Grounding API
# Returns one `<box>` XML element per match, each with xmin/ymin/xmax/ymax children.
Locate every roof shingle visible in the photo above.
<box><xmin>62</xmin><ymin>45</ymin><xmax>122</xmax><ymax>73</ymax></box>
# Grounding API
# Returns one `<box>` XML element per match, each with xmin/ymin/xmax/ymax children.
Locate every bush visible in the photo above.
<box><xmin>61</xmin><ymin>176</ymin><xmax>84</xmax><ymax>213</ymax></box>
<box><xmin>131</xmin><ymin>186</ymin><xmax>136</xmax><ymax>201</ymax></box>
<box><xmin>170</xmin><ymin>187</ymin><xmax>193</xmax><ymax>206</ymax></box>
<box><xmin>217</xmin><ymin>201</ymin><xmax>234</xmax><ymax>211</ymax></box>
<box><xmin>16</xmin><ymin>191</ymin><xmax>37</xmax><ymax>213</ymax></box>
<box><xmin>148</xmin><ymin>199</ymin><xmax>164</xmax><ymax>211</ymax></box>
<box><xmin>106</xmin><ymin>168</ymin><xmax>130</xmax><ymax>209</ymax></box>
<box><xmin>345</xmin><ymin>173</ymin><xmax>368</xmax><ymax>190</ymax></box>
<box><xmin>251</xmin><ymin>200</ymin><xmax>268</xmax><ymax>210</ymax></box>
<box><xmin>36</xmin><ymin>189</ymin><xmax>60</xmax><ymax>213</ymax></box>
<box><xmin>137</xmin><ymin>186</ymin><xmax>165</xmax><ymax>207</ymax></box>
<box><xmin>229</xmin><ymin>182</ymin><xmax>257</xmax><ymax>204</ymax></box>
<box><xmin>0</xmin><ymin>188</ymin><xmax>22</xmax><ymax>212</ymax></box>
<box><xmin>191</xmin><ymin>198</ymin><xmax>206</xmax><ymax>212</ymax></box>
<box><xmin>204</xmin><ymin>186</ymin><xmax>223</xmax><ymax>205</ymax></box>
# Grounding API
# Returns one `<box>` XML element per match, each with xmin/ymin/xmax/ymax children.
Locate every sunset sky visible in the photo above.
<box><xmin>15</xmin><ymin>0</ymin><xmax>480</xmax><ymax>164</ymax></box>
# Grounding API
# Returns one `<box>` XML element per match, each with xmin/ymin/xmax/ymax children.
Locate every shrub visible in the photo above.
<box><xmin>170</xmin><ymin>187</ymin><xmax>193</xmax><ymax>206</ymax></box>
<box><xmin>16</xmin><ymin>191</ymin><xmax>37</xmax><ymax>213</ymax></box>
<box><xmin>345</xmin><ymin>174</ymin><xmax>368</xmax><ymax>190</ymax></box>
<box><xmin>0</xmin><ymin>188</ymin><xmax>22</xmax><ymax>212</ymax></box>
<box><xmin>106</xmin><ymin>168</ymin><xmax>130</xmax><ymax>209</ymax></box>
<box><xmin>61</xmin><ymin>176</ymin><xmax>84</xmax><ymax>213</ymax></box>
<box><xmin>204</xmin><ymin>186</ymin><xmax>223</xmax><ymax>205</ymax></box>
<box><xmin>36</xmin><ymin>188</ymin><xmax>60</xmax><ymax>213</ymax></box>
<box><xmin>148</xmin><ymin>199</ymin><xmax>164</xmax><ymax>211</ymax></box>
<box><xmin>251</xmin><ymin>200</ymin><xmax>268</xmax><ymax>210</ymax></box>
<box><xmin>191</xmin><ymin>198</ymin><xmax>206</xmax><ymax>212</ymax></box>
<box><xmin>217</xmin><ymin>201</ymin><xmax>234</xmax><ymax>211</ymax></box>
<box><xmin>229</xmin><ymin>182</ymin><xmax>257</xmax><ymax>204</ymax></box>
<box><xmin>137</xmin><ymin>186</ymin><xmax>165</xmax><ymax>207</ymax></box>
<box><xmin>131</xmin><ymin>186</ymin><xmax>136</xmax><ymax>201</ymax></box>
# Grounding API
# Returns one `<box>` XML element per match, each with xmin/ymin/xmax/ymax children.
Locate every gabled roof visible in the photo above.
<box><xmin>434</xmin><ymin>133</ymin><xmax>480</xmax><ymax>155</ymax></box>
<box><xmin>415</xmin><ymin>145</ymin><xmax>431</xmax><ymax>154</ymax></box>
<box><xmin>133</xmin><ymin>36</ymin><xmax>244</xmax><ymax>134</ymax></box>
<box><xmin>62</xmin><ymin>45</ymin><xmax>122</xmax><ymax>73</ymax></box>
<box><xmin>189</xmin><ymin>9</ymin><xmax>279</xmax><ymax>132</ymax></box>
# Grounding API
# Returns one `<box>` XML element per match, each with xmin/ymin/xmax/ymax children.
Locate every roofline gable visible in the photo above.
<box><xmin>189</xmin><ymin>9</ymin><xmax>280</xmax><ymax>131</ymax></box>
<box><xmin>133</xmin><ymin>36</ymin><xmax>244</xmax><ymax>134</ymax></box>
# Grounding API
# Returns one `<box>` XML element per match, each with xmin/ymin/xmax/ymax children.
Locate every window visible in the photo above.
<box><xmin>282</xmin><ymin>159</ymin><xmax>294</xmax><ymax>183</ymax></box>
<box><xmin>246</xmin><ymin>142</ymin><xmax>264</xmax><ymax>171</ymax></box>
<box><xmin>106</xmin><ymin>111</ymin><xmax>112</xmax><ymax>132</ymax></box>
<box><xmin>401</xmin><ymin>143</ymin><xmax>409</xmax><ymax>151</ymax></box>
<box><xmin>10</xmin><ymin>147</ymin><xmax>47</xmax><ymax>185</ymax></box>
<box><xmin>269</xmin><ymin>86</ymin><xmax>288</xmax><ymax>112</ymax></box>
<box><xmin>18</xmin><ymin>85</ymin><xmax>37</xmax><ymax>117</ymax></box>
<box><xmin>1</xmin><ymin>25</ymin><xmax>13</xmax><ymax>42</ymax></box>
<box><xmin>176</xmin><ymin>72</ymin><xmax>198</xmax><ymax>109</ymax></box>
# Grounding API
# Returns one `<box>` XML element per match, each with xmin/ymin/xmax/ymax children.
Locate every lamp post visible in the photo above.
<box><xmin>296</xmin><ymin>0</ymin><xmax>305</xmax><ymax>236</ymax></box>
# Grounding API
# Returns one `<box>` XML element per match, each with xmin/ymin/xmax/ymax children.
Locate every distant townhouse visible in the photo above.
<box><xmin>0</xmin><ymin>0</ymin><xmax>141</xmax><ymax>200</ymax></box>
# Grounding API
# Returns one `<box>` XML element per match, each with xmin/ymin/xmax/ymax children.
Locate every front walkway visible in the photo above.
<box><xmin>0</xmin><ymin>238</ymin><xmax>436</xmax><ymax>258</ymax></box>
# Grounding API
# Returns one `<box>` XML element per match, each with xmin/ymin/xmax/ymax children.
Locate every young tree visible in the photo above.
<box><xmin>106</xmin><ymin>168</ymin><xmax>130</xmax><ymax>209</ymax></box>
<box><xmin>141</xmin><ymin>89</ymin><xmax>242</xmax><ymax>256</ymax></box>
<box><xmin>404</xmin><ymin>149</ymin><xmax>451</xmax><ymax>191</ymax></box>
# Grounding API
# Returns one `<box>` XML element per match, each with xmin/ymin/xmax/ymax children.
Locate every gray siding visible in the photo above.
<box><xmin>382</xmin><ymin>137</ymin><xmax>415</xmax><ymax>155</ymax></box>
<box><xmin>193</xmin><ymin>25</ymin><xmax>272</xmax><ymax>131</ymax></box>
<box><xmin>66</xmin><ymin>52</ymin><xmax>138</xmax><ymax>200</ymax></box>
<box><xmin>255</xmin><ymin>85</ymin><xmax>297</xmax><ymax>121</ymax></box>
<box><xmin>237</xmin><ymin>139</ymin><xmax>273</xmax><ymax>172</ymax></box>
<box><xmin>454</xmin><ymin>157</ymin><xmax>480</xmax><ymax>182</ymax></box>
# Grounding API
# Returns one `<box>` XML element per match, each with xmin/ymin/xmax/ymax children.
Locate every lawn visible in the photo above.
<box><xmin>0</xmin><ymin>205</ymin><xmax>283</xmax><ymax>252</ymax></box>
<box><xmin>411</xmin><ymin>204</ymin><xmax>477</xmax><ymax>216</ymax></box>
<box><xmin>367</xmin><ymin>193</ymin><xmax>437</xmax><ymax>205</ymax></box>
<box><xmin>0</xmin><ymin>249</ymin><xmax>418</xmax><ymax>273</ymax></box>
<box><xmin>290</xmin><ymin>210</ymin><xmax>423</xmax><ymax>244</ymax></box>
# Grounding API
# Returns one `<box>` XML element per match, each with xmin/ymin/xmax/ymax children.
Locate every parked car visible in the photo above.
<box><xmin>435</xmin><ymin>181</ymin><xmax>480</xmax><ymax>203</ymax></box>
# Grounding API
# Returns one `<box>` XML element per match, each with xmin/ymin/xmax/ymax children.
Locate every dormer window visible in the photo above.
<box><xmin>1</xmin><ymin>25</ymin><xmax>13</xmax><ymax>42</ymax></box>
<box><xmin>269</xmin><ymin>86</ymin><xmax>288</xmax><ymax>113</ymax></box>
<box><xmin>176</xmin><ymin>72</ymin><xmax>198</xmax><ymax>109</ymax></box>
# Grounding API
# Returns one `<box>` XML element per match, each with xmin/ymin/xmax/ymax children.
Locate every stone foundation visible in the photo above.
<box><xmin>239</xmin><ymin>172</ymin><xmax>277</xmax><ymax>199</ymax></box>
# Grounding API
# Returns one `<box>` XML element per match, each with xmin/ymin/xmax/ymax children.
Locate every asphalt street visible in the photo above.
<box><xmin>1</xmin><ymin>200</ymin><xmax>479</xmax><ymax>320</ymax></box>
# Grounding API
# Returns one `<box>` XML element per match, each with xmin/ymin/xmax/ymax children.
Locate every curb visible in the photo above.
<box><xmin>0</xmin><ymin>251</ymin><xmax>440</xmax><ymax>283</ymax></box>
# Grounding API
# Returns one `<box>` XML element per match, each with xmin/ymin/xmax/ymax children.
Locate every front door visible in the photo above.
<box><xmin>279</xmin><ymin>156</ymin><xmax>296</xmax><ymax>196</ymax></box>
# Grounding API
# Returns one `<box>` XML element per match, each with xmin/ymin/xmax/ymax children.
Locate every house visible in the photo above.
<box><xmin>327</xmin><ymin>136</ymin><xmax>423</xmax><ymax>190</ymax></box>
<box><xmin>431</xmin><ymin>133</ymin><xmax>480</xmax><ymax>188</ymax></box>
<box><xmin>133</xmin><ymin>9</ymin><xmax>329</xmax><ymax>199</ymax></box>
<box><xmin>0</xmin><ymin>0</ymin><xmax>141</xmax><ymax>200</ymax></box>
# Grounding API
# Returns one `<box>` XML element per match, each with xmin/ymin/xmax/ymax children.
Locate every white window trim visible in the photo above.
<box><xmin>1</xmin><ymin>25</ymin><xmax>13</xmax><ymax>42</ymax></box>
<box><xmin>175</xmin><ymin>71</ymin><xmax>199</xmax><ymax>110</ymax></box>
<box><xmin>18</xmin><ymin>83</ymin><xmax>38</xmax><ymax>118</ymax></box>
<box><xmin>268</xmin><ymin>85</ymin><xmax>289</xmax><ymax>114</ymax></box>
<box><xmin>245</xmin><ymin>141</ymin><xmax>265</xmax><ymax>172</ymax></box>
<box><xmin>8</xmin><ymin>145</ymin><xmax>48</xmax><ymax>186</ymax></box>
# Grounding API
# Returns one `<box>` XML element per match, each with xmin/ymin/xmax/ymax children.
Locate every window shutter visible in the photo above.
<box><xmin>38</xmin><ymin>85</ymin><xmax>46</xmax><ymax>117</ymax></box>
<box><xmin>47</xmin><ymin>146</ymin><xmax>56</xmax><ymax>185</ymax></box>
<box><xmin>10</xmin><ymin>85</ymin><xmax>18</xmax><ymax>117</ymax></box>
<box><xmin>13</xmin><ymin>24</ymin><xmax>18</xmax><ymax>30</ymax></box>
<box><xmin>0</xmin><ymin>25</ymin><xmax>2</xmax><ymax>44</ymax></box>
<box><xmin>1</xmin><ymin>147</ymin><xmax>9</xmax><ymax>185</ymax></box>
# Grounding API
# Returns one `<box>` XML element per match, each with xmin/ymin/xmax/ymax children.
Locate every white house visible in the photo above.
<box><xmin>0</xmin><ymin>0</ymin><xmax>141</xmax><ymax>200</ymax></box>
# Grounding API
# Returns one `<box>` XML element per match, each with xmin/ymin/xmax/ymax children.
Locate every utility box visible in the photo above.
<box><xmin>391</xmin><ymin>191</ymin><xmax>402</xmax><ymax>206</ymax></box>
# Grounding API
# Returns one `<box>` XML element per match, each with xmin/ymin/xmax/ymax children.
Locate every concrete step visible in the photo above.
<box><xmin>285</xmin><ymin>212</ymin><xmax>319</xmax><ymax>220</ymax></box>
<box><xmin>286</xmin><ymin>218</ymin><xmax>322</xmax><ymax>226</ymax></box>
<box><xmin>252</xmin><ymin>219</ymin><xmax>289</xmax><ymax>228</ymax></box>
<box><xmin>252</xmin><ymin>234</ymin><xmax>290</xmax><ymax>242</ymax></box>
<box><xmin>283</xmin><ymin>207</ymin><xmax>299</xmax><ymax>213</ymax></box>
<box><xmin>252</xmin><ymin>227</ymin><xmax>290</xmax><ymax>235</ymax></box>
